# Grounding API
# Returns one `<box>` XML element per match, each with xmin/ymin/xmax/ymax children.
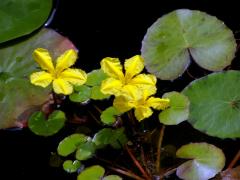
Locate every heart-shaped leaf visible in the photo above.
<box><xmin>100</xmin><ymin>107</ymin><xmax>121</xmax><ymax>125</ymax></box>
<box><xmin>86</xmin><ymin>69</ymin><xmax>108</xmax><ymax>86</ymax></box>
<box><xmin>0</xmin><ymin>0</ymin><xmax>52</xmax><ymax>43</ymax></box>
<box><xmin>141</xmin><ymin>9</ymin><xmax>236</xmax><ymax>80</ymax></box>
<box><xmin>69</xmin><ymin>85</ymin><xmax>91</xmax><ymax>103</ymax></box>
<box><xmin>63</xmin><ymin>160</ymin><xmax>81</xmax><ymax>173</ymax></box>
<box><xmin>159</xmin><ymin>91</ymin><xmax>189</xmax><ymax>125</ymax></box>
<box><xmin>182</xmin><ymin>70</ymin><xmax>240</xmax><ymax>138</ymax></box>
<box><xmin>77</xmin><ymin>165</ymin><xmax>105</xmax><ymax>180</ymax></box>
<box><xmin>90</xmin><ymin>86</ymin><xmax>110</xmax><ymax>100</ymax></box>
<box><xmin>176</xmin><ymin>143</ymin><xmax>225</xmax><ymax>180</ymax></box>
<box><xmin>28</xmin><ymin>110</ymin><xmax>66</xmax><ymax>136</ymax></box>
<box><xmin>103</xmin><ymin>175</ymin><xmax>122</xmax><ymax>180</ymax></box>
<box><xmin>75</xmin><ymin>141</ymin><xmax>96</xmax><ymax>161</ymax></box>
<box><xmin>0</xmin><ymin>28</ymin><xmax>76</xmax><ymax>129</ymax></box>
<box><xmin>57</xmin><ymin>134</ymin><xmax>88</xmax><ymax>157</ymax></box>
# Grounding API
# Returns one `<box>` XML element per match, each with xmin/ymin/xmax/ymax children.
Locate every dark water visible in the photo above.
<box><xmin>0</xmin><ymin>0</ymin><xmax>240</xmax><ymax>179</ymax></box>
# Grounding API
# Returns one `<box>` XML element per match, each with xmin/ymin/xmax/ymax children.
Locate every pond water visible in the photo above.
<box><xmin>0</xmin><ymin>0</ymin><xmax>240</xmax><ymax>179</ymax></box>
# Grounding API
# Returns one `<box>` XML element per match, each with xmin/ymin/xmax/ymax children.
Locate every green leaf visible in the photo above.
<box><xmin>182</xmin><ymin>70</ymin><xmax>240</xmax><ymax>138</ymax></box>
<box><xmin>86</xmin><ymin>69</ymin><xmax>108</xmax><ymax>86</ymax></box>
<box><xmin>0</xmin><ymin>0</ymin><xmax>52</xmax><ymax>43</ymax></box>
<box><xmin>63</xmin><ymin>160</ymin><xmax>81</xmax><ymax>173</ymax></box>
<box><xmin>77</xmin><ymin>165</ymin><xmax>105</xmax><ymax>180</ymax></box>
<box><xmin>110</xmin><ymin>128</ymin><xmax>128</xmax><ymax>149</ymax></box>
<box><xmin>176</xmin><ymin>143</ymin><xmax>225</xmax><ymax>180</ymax></box>
<box><xmin>76</xmin><ymin>141</ymin><xmax>96</xmax><ymax>161</ymax></box>
<box><xmin>57</xmin><ymin>134</ymin><xmax>88</xmax><ymax>157</ymax></box>
<box><xmin>103</xmin><ymin>175</ymin><xmax>122</xmax><ymax>180</ymax></box>
<box><xmin>159</xmin><ymin>91</ymin><xmax>189</xmax><ymax>125</ymax></box>
<box><xmin>100</xmin><ymin>107</ymin><xmax>120</xmax><ymax>125</ymax></box>
<box><xmin>91</xmin><ymin>86</ymin><xmax>110</xmax><ymax>100</ymax></box>
<box><xmin>141</xmin><ymin>9</ymin><xmax>236</xmax><ymax>80</ymax></box>
<box><xmin>28</xmin><ymin>110</ymin><xmax>66</xmax><ymax>136</ymax></box>
<box><xmin>0</xmin><ymin>28</ymin><xmax>76</xmax><ymax>129</ymax></box>
<box><xmin>69</xmin><ymin>85</ymin><xmax>91</xmax><ymax>103</ymax></box>
<box><xmin>92</xmin><ymin>128</ymin><xmax>113</xmax><ymax>148</ymax></box>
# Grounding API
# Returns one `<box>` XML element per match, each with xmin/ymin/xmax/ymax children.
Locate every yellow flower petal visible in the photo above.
<box><xmin>55</xmin><ymin>49</ymin><xmax>78</xmax><ymax>73</ymax></box>
<box><xmin>53</xmin><ymin>79</ymin><xmax>73</xmax><ymax>95</ymax></box>
<box><xmin>130</xmin><ymin>74</ymin><xmax>157</xmax><ymax>95</ymax></box>
<box><xmin>101</xmin><ymin>77</ymin><xmax>123</xmax><ymax>96</ymax></box>
<box><xmin>121</xmin><ymin>85</ymin><xmax>143</xmax><ymax>101</ymax></box>
<box><xmin>59</xmin><ymin>68</ymin><xmax>87</xmax><ymax>86</ymax></box>
<box><xmin>147</xmin><ymin>97</ymin><xmax>170</xmax><ymax>110</ymax></box>
<box><xmin>30</xmin><ymin>71</ymin><xmax>53</xmax><ymax>88</ymax></box>
<box><xmin>124</xmin><ymin>55</ymin><xmax>144</xmax><ymax>80</ymax></box>
<box><xmin>100</xmin><ymin>57</ymin><xmax>124</xmax><ymax>80</ymax></box>
<box><xmin>113</xmin><ymin>96</ymin><xmax>133</xmax><ymax>113</ymax></box>
<box><xmin>134</xmin><ymin>106</ymin><xmax>153</xmax><ymax>121</ymax></box>
<box><xmin>33</xmin><ymin>48</ymin><xmax>54</xmax><ymax>73</ymax></box>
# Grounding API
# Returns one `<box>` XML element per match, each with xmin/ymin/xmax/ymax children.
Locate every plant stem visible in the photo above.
<box><xmin>108</xmin><ymin>166</ymin><xmax>145</xmax><ymax>180</ymax></box>
<box><xmin>161</xmin><ymin>167</ymin><xmax>177</xmax><ymax>178</ymax></box>
<box><xmin>125</xmin><ymin>145</ymin><xmax>151</xmax><ymax>180</ymax></box>
<box><xmin>156</xmin><ymin>125</ymin><xmax>165</xmax><ymax>173</ymax></box>
<box><xmin>93</xmin><ymin>104</ymin><xmax>102</xmax><ymax>113</ymax></box>
<box><xmin>141</xmin><ymin>146</ymin><xmax>152</xmax><ymax>177</ymax></box>
<box><xmin>227</xmin><ymin>149</ymin><xmax>240</xmax><ymax>169</ymax></box>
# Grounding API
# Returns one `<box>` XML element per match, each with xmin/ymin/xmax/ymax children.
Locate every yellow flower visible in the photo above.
<box><xmin>30</xmin><ymin>48</ymin><xmax>87</xmax><ymax>95</ymax></box>
<box><xmin>113</xmin><ymin>86</ymin><xmax>170</xmax><ymax>121</ymax></box>
<box><xmin>100</xmin><ymin>55</ymin><xmax>157</xmax><ymax>96</ymax></box>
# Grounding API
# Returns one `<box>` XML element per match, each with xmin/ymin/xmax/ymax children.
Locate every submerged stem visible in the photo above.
<box><xmin>156</xmin><ymin>125</ymin><xmax>165</xmax><ymax>173</ymax></box>
<box><xmin>227</xmin><ymin>149</ymin><xmax>240</xmax><ymax>169</ymax></box>
<box><xmin>125</xmin><ymin>145</ymin><xmax>151</xmax><ymax>180</ymax></box>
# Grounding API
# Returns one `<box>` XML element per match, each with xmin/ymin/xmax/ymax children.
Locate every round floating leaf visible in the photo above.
<box><xmin>0</xmin><ymin>28</ymin><xmax>76</xmax><ymax>129</ymax></box>
<box><xmin>28</xmin><ymin>110</ymin><xmax>66</xmax><ymax>136</ymax></box>
<box><xmin>91</xmin><ymin>86</ymin><xmax>110</xmax><ymax>100</ymax></box>
<box><xmin>63</xmin><ymin>160</ymin><xmax>81</xmax><ymax>173</ymax></box>
<box><xmin>77</xmin><ymin>165</ymin><xmax>105</xmax><ymax>180</ymax></box>
<box><xmin>176</xmin><ymin>143</ymin><xmax>225</xmax><ymax>180</ymax></box>
<box><xmin>0</xmin><ymin>0</ymin><xmax>52</xmax><ymax>43</ymax></box>
<box><xmin>86</xmin><ymin>69</ymin><xmax>108</xmax><ymax>86</ymax></box>
<box><xmin>159</xmin><ymin>91</ymin><xmax>189</xmax><ymax>125</ymax></box>
<box><xmin>92</xmin><ymin>128</ymin><xmax>113</xmax><ymax>148</ymax></box>
<box><xmin>183</xmin><ymin>70</ymin><xmax>240</xmax><ymax>138</ymax></box>
<box><xmin>76</xmin><ymin>141</ymin><xmax>96</xmax><ymax>161</ymax></box>
<box><xmin>70</xmin><ymin>85</ymin><xmax>91</xmax><ymax>103</ymax></box>
<box><xmin>141</xmin><ymin>9</ymin><xmax>236</xmax><ymax>80</ymax></box>
<box><xmin>103</xmin><ymin>175</ymin><xmax>122</xmax><ymax>180</ymax></box>
<box><xmin>100</xmin><ymin>107</ymin><xmax>120</xmax><ymax>125</ymax></box>
<box><xmin>57</xmin><ymin>134</ymin><xmax>88</xmax><ymax>157</ymax></box>
<box><xmin>110</xmin><ymin>128</ymin><xmax>128</xmax><ymax>149</ymax></box>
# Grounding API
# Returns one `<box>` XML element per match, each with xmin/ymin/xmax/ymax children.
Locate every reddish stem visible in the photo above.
<box><xmin>156</xmin><ymin>125</ymin><xmax>165</xmax><ymax>173</ymax></box>
<box><xmin>227</xmin><ymin>149</ymin><xmax>240</xmax><ymax>169</ymax></box>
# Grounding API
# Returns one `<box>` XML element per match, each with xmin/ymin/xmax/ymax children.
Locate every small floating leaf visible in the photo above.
<box><xmin>28</xmin><ymin>110</ymin><xmax>66</xmax><ymax>136</ymax></box>
<box><xmin>100</xmin><ymin>107</ymin><xmax>120</xmax><ymax>125</ymax></box>
<box><xmin>159</xmin><ymin>91</ymin><xmax>189</xmax><ymax>125</ymax></box>
<box><xmin>103</xmin><ymin>175</ymin><xmax>122</xmax><ymax>180</ymax></box>
<box><xmin>0</xmin><ymin>0</ymin><xmax>52</xmax><ymax>43</ymax></box>
<box><xmin>76</xmin><ymin>141</ymin><xmax>96</xmax><ymax>161</ymax></box>
<box><xmin>141</xmin><ymin>9</ymin><xmax>236</xmax><ymax>80</ymax></box>
<box><xmin>176</xmin><ymin>143</ymin><xmax>225</xmax><ymax>180</ymax></box>
<box><xmin>77</xmin><ymin>165</ymin><xmax>105</xmax><ymax>180</ymax></box>
<box><xmin>86</xmin><ymin>69</ymin><xmax>108</xmax><ymax>86</ymax></box>
<box><xmin>70</xmin><ymin>85</ymin><xmax>91</xmax><ymax>103</ymax></box>
<box><xmin>110</xmin><ymin>128</ymin><xmax>128</xmax><ymax>149</ymax></box>
<box><xmin>63</xmin><ymin>160</ymin><xmax>81</xmax><ymax>173</ymax></box>
<box><xmin>182</xmin><ymin>70</ymin><xmax>240</xmax><ymax>138</ymax></box>
<box><xmin>91</xmin><ymin>86</ymin><xmax>110</xmax><ymax>100</ymax></box>
<box><xmin>57</xmin><ymin>134</ymin><xmax>88</xmax><ymax>156</ymax></box>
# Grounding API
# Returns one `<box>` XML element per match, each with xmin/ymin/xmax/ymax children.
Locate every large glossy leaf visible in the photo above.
<box><xmin>176</xmin><ymin>143</ymin><xmax>225</xmax><ymax>180</ymax></box>
<box><xmin>159</xmin><ymin>91</ymin><xmax>189</xmax><ymax>125</ymax></box>
<box><xmin>28</xmin><ymin>110</ymin><xmax>66</xmax><ymax>136</ymax></box>
<box><xmin>0</xmin><ymin>28</ymin><xmax>76</xmax><ymax>129</ymax></box>
<box><xmin>77</xmin><ymin>165</ymin><xmax>105</xmax><ymax>180</ymax></box>
<box><xmin>183</xmin><ymin>71</ymin><xmax>240</xmax><ymax>138</ymax></box>
<box><xmin>141</xmin><ymin>9</ymin><xmax>236</xmax><ymax>80</ymax></box>
<box><xmin>0</xmin><ymin>0</ymin><xmax>52</xmax><ymax>43</ymax></box>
